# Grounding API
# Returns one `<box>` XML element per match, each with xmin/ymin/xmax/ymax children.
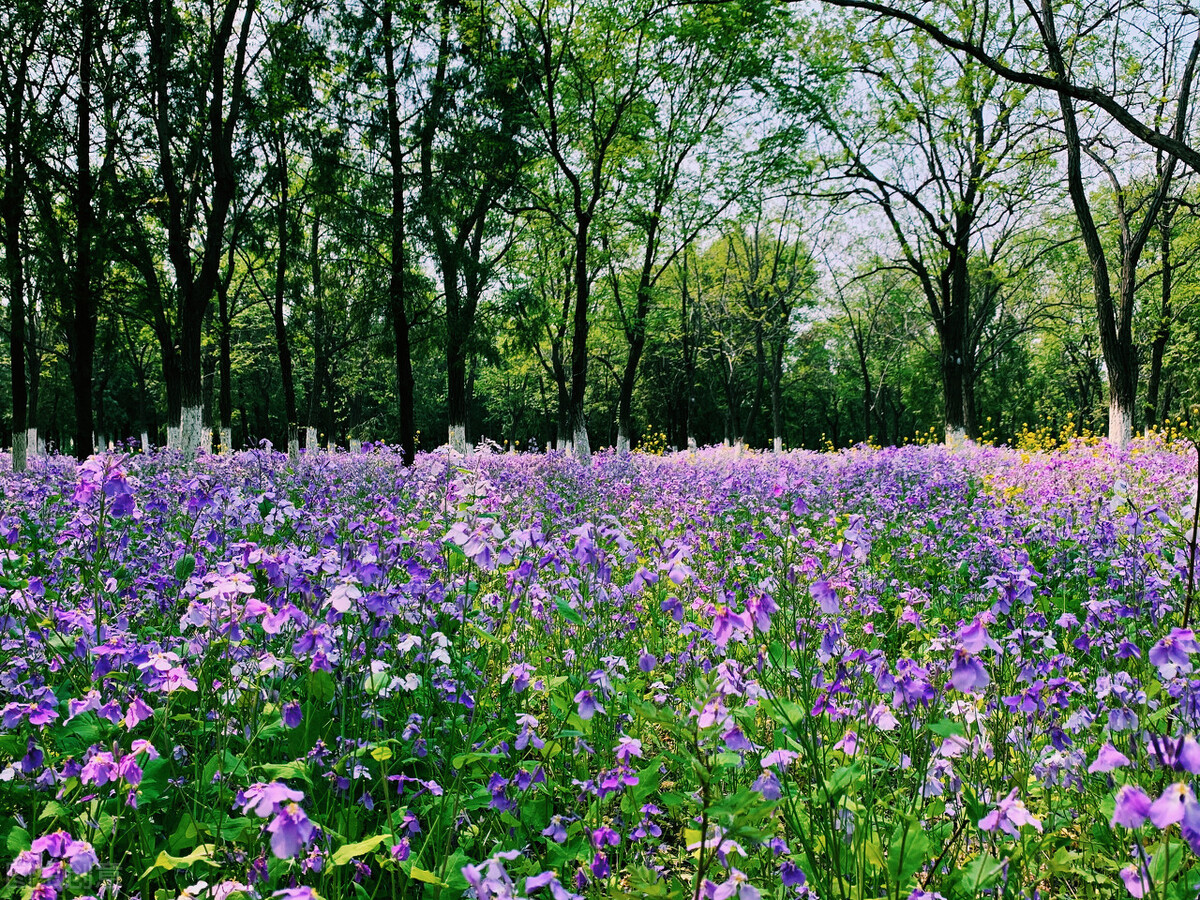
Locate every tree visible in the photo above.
<box><xmin>806</xmin><ymin>0</ymin><xmax>1200</xmax><ymax>446</ymax></box>
<box><xmin>417</xmin><ymin>0</ymin><xmax>531</xmax><ymax>453</ymax></box>
<box><xmin>604</xmin><ymin>1</ymin><xmax>770</xmax><ymax>452</ymax></box>
<box><xmin>794</xmin><ymin>8</ymin><xmax>1046</xmax><ymax>440</ymax></box>
<box><xmin>0</xmin><ymin>1</ymin><xmax>53</xmax><ymax>468</ymax></box>
<box><xmin>507</xmin><ymin>0</ymin><xmax>668</xmax><ymax>461</ymax></box>
<box><xmin>144</xmin><ymin>0</ymin><xmax>258</xmax><ymax>454</ymax></box>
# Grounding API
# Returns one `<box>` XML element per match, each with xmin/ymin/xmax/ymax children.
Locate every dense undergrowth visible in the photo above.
<box><xmin>0</xmin><ymin>441</ymin><xmax>1198</xmax><ymax>900</ymax></box>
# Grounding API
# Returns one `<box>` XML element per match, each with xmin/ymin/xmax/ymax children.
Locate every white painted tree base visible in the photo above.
<box><xmin>167</xmin><ymin>425</ymin><xmax>181</xmax><ymax>451</ymax></box>
<box><xmin>306</xmin><ymin>426</ymin><xmax>318</xmax><ymax>453</ymax></box>
<box><xmin>773</xmin><ymin>435</ymin><xmax>783</xmax><ymax>455</ymax></box>
<box><xmin>616</xmin><ymin>429</ymin><xmax>630</xmax><ymax>454</ymax></box>
<box><xmin>179</xmin><ymin>405</ymin><xmax>203</xmax><ymax>456</ymax></box>
<box><xmin>220</xmin><ymin>427</ymin><xmax>233</xmax><ymax>455</ymax></box>
<box><xmin>573</xmin><ymin>423</ymin><xmax>591</xmax><ymax>464</ymax></box>
<box><xmin>449</xmin><ymin>423</ymin><xmax>469</xmax><ymax>455</ymax></box>
<box><xmin>140</xmin><ymin>431</ymin><xmax>150</xmax><ymax>454</ymax></box>
<box><xmin>944</xmin><ymin>426</ymin><xmax>968</xmax><ymax>447</ymax></box>
<box><xmin>1109</xmin><ymin>402</ymin><xmax>1132</xmax><ymax>450</ymax></box>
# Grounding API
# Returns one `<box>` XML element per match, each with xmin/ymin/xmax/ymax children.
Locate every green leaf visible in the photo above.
<box><xmin>141</xmin><ymin>844</ymin><xmax>217</xmax><ymax>878</ymax></box>
<box><xmin>407</xmin><ymin>866</ymin><xmax>448</xmax><ymax>887</ymax></box>
<box><xmin>258</xmin><ymin>761</ymin><xmax>312</xmax><ymax>783</ymax></box>
<box><xmin>928</xmin><ymin>719</ymin><xmax>965</xmax><ymax>739</ymax></box>
<box><xmin>887</xmin><ymin>819</ymin><xmax>929</xmax><ymax>889</ymax></box>
<box><xmin>307</xmin><ymin>669</ymin><xmax>336</xmax><ymax>704</ymax></box>
<box><xmin>955</xmin><ymin>854</ymin><xmax>1004</xmax><ymax>892</ymax></box>
<box><xmin>175</xmin><ymin>554</ymin><xmax>196</xmax><ymax>582</ymax></box>
<box><xmin>4</xmin><ymin>824</ymin><xmax>30</xmax><ymax>855</ymax></box>
<box><xmin>331</xmin><ymin>833</ymin><xmax>392</xmax><ymax>866</ymax></box>
<box><xmin>139</xmin><ymin>758</ymin><xmax>171</xmax><ymax>804</ymax></box>
<box><xmin>555</xmin><ymin>598</ymin><xmax>584</xmax><ymax>626</ymax></box>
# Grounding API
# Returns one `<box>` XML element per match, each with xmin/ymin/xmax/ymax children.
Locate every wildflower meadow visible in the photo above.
<box><xmin>3</xmin><ymin>440</ymin><xmax>1200</xmax><ymax>900</ymax></box>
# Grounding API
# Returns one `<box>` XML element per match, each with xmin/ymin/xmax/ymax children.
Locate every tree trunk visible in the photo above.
<box><xmin>1041</xmin><ymin>0</ymin><xmax>1196</xmax><ymax>448</ymax></box>
<box><xmin>272</xmin><ymin>136</ymin><xmax>299</xmax><ymax>460</ymax></box>
<box><xmin>383</xmin><ymin>9</ymin><xmax>415</xmax><ymax>466</ymax></box>
<box><xmin>770</xmin><ymin>340</ymin><xmax>785</xmax><ymax>455</ymax></box>
<box><xmin>616</xmin><ymin>333</ymin><xmax>644</xmax><ymax>454</ymax></box>
<box><xmin>217</xmin><ymin>264</ymin><xmax>234</xmax><ymax>453</ymax></box>
<box><xmin>3</xmin><ymin>139</ymin><xmax>27</xmax><ymax>473</ymax></box>
<box><xmin>568</xmin><ymin>217</ymin><xmax>592</xmax><ymax>462</ymax></box>
<box><xmin>71</xmin><ymin>0</ymin><xmax>97</xmax><ymax>461</ymax></box>
<box><xmin>309</xmin><ymin>210</ymin><xmax>333</xmax><ymax>446</ymax></box>
<box><xmin>150</xmin><ymin>0</ymin><xmax>256</xmax><ymax>456</ymax></box>
<box><xmin>1145</xmin><ymin>204</ymin><xmax>1174</xmax><ymax>428</ymax></box>
<box><xmin>444</xmin><ymin>254</ymin><xmax>470</xmax><ymax>453</ymax></box>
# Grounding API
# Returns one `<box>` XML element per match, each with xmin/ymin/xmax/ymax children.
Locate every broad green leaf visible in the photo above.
<box><xmin>141</xmin><ymin>844</ymin><xmax>217</xmax><ymax>878</ymax></box>
<box><xmin>331</xmin><ymin>833</ymin><xmax>392</xmax><ymax>866</ymax></box>
<box><xmin>887</xmin><ymin>819</ymin><xmax>929</xmax><ymax>889</ymax></box>
<box><xmin>928</xmin><ymin>719</ymin><xmax>965</xmax><ymax>739</ymax></box>
<box><xmin>408</xmin><ymin>866</ymin><xmax>447</xmax><ymax>887</ymax></box>
<box><xmin>174</xmin><ymin>554</ymin><xmax>196</xmax><ymax>582</ymax></box>
<box><xmin>555</xmin><ymin>598</ymin><xmax>584</xmax><ymax>626</ymax></box>
<box><xmin>955</xmin><ymin>854</ymin><xmax>1004</xmax><ymax>892</ymax></box>
<box><xmin>4</xmin><ymin>825</ymin><xmax>30</xmax><ymax>855</ymax></box>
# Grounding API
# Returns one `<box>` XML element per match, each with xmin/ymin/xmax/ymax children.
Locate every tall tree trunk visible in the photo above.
<box><xmin>272</xmin><ymin>136</ymin><xmax>299</xmax><ymax>459</ymax></box>
<box><xmin>1145</xmin><ymin>203</ymin><xmax>1175</xmax><ymax>428</ymax></box>
<box><xmin>26</xmin><ymin>313</ymin><xmax>39</xmax><ymax>454</ymax></box>
<box><xmin>743</xmin><ymin>321</ymin><xmax>765</xmax><ymax>446</ymax></box>
<box><xmin>616</xmin><ymin>335</ymin><xmax>643</xmax><ymax>454</ymax></box>
<box><xmin>444</xmin><ymin>255</ymin><xmax>470</xmax><ymax>453</ymax></box>
<box><xmin>552</xmin><ymin>344</ymin><xmax>570</xmax><ymax>450</ymax></box>
<box><xmin>3</xmin><ymin>86</ymin><xmax>28</xmax><ymax>471</ymax></box>
<box><xmin>71</xmin><ymin>0</ymin><xmax>97</xmax><ymax>461</ymax></box>
<box><xmin>383</xmin><ymin>9</ymin><xmax>415</xmax><ymax>466</ymax></box>
<box><xmin>309</xmin><ymin>210</ymin><xmax>333</xmax><ymax>446</ymax></box>
<box><xmin>568</xmin><ymin>217</ymin><xmax>592</xmax><ymax>462</ymax></box>
<box><xmin>770</xmin><ymin>339</ymin><xmax>785</xmax><ymax>454</ymax></box>
<box><xmin>681</xmin><ymin>271</ymin><xmax>697</xmax><ymax>448</ymax></box>
<box><xmin>217</xmin><ymin>258</ymin><xmax>234</xmax><ymax>453</ymax></box>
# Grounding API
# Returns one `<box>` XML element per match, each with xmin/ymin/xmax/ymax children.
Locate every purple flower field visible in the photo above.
<box><xmin>1</xmin><ymin>441</ymin><xmax>1199</xmax><ymax>900</ymax></box>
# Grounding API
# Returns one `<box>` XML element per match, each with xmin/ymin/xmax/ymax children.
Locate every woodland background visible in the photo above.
<box><xmin>0</xmin><ymin>0</ymin><xmax>1197</xmax><ymax>464</ymax></box>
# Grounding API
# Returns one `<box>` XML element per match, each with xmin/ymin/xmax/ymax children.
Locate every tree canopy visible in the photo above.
<box><xmin>0</xmin><ymin>0</ymin><xmax>1196</xmax><ymax>465</ymax></box>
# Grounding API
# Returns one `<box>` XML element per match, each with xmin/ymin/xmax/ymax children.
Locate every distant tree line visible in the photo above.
<box><xmin>0</xmin><ymin>0</ymin><xmax>1198</xmax><ymax>468</ymax></box>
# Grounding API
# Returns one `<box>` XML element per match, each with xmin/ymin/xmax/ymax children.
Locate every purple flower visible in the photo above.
<box><xmin>240</xmin><ymin>781</ymin><xmax>305</xmax><ymax>818</ymax></box>
<box><xmin>30</xmin><ymin>831</ymin><xmax>71</xmax><ymax>858</ymax></box>
<box><xmin>541</xmin><ymin>815</ymin><xmax>568</xmax><ymax>843</ymax></box>
<box><xmin>1149</xmin><ymin>628</ymin><xmax>1200</xmax><ymax>676</ymax></box>
<box><xmin>948</xmin><ymin>650</ymin><xmax>989</xmax><ymax>693</ymax></box>
<box><xmin>713</xmin><ymin>869</ymin><xmax>760</xmax><ymax>900</ymax></box>
<box><xmin>1149</xmin><ymin>782</ymin><xmax>1195</xmax><ymax>828</ymax></box>
<box><xmin>272</xmin><ymin>889</ymin><xmax>323</xmax><ymax>900</ymax></box>
<box><xmin>574</xmin><ymin>690</ymin><xmax>603</xmax><ymax>721</ymax></box>
<box><xmin>590</xmin><ymin>826</ymin><xmax>620</xmax><ymax>848</ymax></box>
<box><xmin>282</xmin><ymin>702</ymin><xmax>303</xmax><ymax>729</ymax></box>
<box><xmin>1120</xmin><ymin>864</ymin><xmax>1151</xmax><ymax>898</ymax></box>
<box><xmin>1111</xmin><ymin>786</ymin><xmax>1153</xmax><ymax>828</ymax></box>
<box><xmin>977</xmin><ymin>788</ymin><xmax>1042</xmax><ymax>837</ymax></box>
<box><xmin>780</xmin><ymin>861</ymin><xmax>807</xmax><ymax>887</ymax></box>
<box><xmin>7</xmin><ymin>850</ymin><xmax>41</xmax><ymax>877</ymax></box>
<box><xmin>810</xmin><ymin>581</ymin><xmax>838</xmax><ymax>614</ymax></box>
<box><xmin>64</xmin><ymin>840</ymin><xmax>98</xmax><ymax>875</ymax></box>
<box><xmin>267</xmin><ymin>803</ymin><xmax>316</xmax><ymax>859</ymax></box>
<box><xmin>1088</xmin><ymin>743</ymin><xmax>1131</xmax><ymax>773</ymax></box>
